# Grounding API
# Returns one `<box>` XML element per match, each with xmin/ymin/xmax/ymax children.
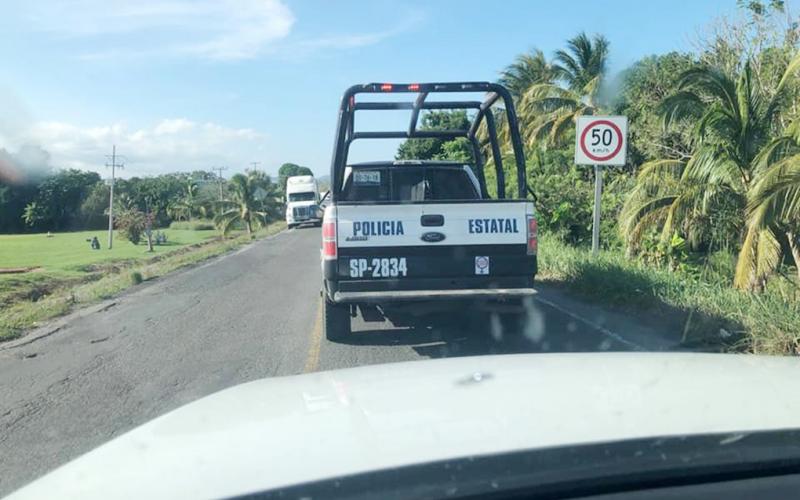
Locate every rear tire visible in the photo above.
<box><xmin>287</xmin><ymin>223</ymin><xmax>296</xmax><ymax>230</ymax></box>
<box><xmin>324</xmin><ymin>298</ymin><xmax>351</xmax><ymax>341</ymax></box>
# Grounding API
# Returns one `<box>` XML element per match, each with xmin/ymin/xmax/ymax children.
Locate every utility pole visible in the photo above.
<box><xmin>105</xmin><ymin>145</ymin><xmax>124</xmax><ymax>250</ymax></box>
<box><xmin>213</xmin><ymin>166</ymin><xmax>228</xmax><ymax>201</ymax></box>
<box><xmin>249</xmin><ymin>161</ymin><xmax>261</xmax><ymax>170</ymax></box>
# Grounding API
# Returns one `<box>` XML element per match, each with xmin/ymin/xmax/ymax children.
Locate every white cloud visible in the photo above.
<box><xmin>154</xmin><ymin>118</ymin><xmax>195</xmax><ymax>135</ymax></box>
<box><xmin>22</xmin><ymin>118</ymin><xmax>269</xmax><ymax>176</ymax></box>
<box><xmin>27</xmin><ymin>0</ymin><xmax>295</xmax><ymax>61</ymax></box>
<box><xmin>288</xmin><ymin>9</ymin><xmax>426</xmax><ymax>56</ymax></box>
<box><xmin>24</xmin><ymin>1</ymin><xmax>425</xmax><ymax>61</ymax></box>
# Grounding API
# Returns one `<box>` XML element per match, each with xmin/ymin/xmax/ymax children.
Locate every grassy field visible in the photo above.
<box><xmin>0</xmin><ymin>229</ymin><xmax>217</xmax><ymax>273</ymax></box>
<box><xmin>537</xmin><ymin>233</ymin><xmax>800</xmax><ymax>355</ymax></box>
<box><xmin>0</xmin><ymin>224</ymin><xmax>285</xmax><ymax>341</ymax></box>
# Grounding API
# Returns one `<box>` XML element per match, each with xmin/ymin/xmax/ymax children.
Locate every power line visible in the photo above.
<box><xmin>105</xmin><ymin>145</ymin><xmax>125</xmax><ymax>250</ymax></box>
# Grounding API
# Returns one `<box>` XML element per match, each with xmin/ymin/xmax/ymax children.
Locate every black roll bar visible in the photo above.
<box><xmin>408</xmin><ymin>92</ymin><xmax>428</xmax><ymax>135</ymax></box>
<box><xmin>329</xmin><ymin>82</ymin><xmax>528</xmax><ymax>202</ymax></box>
<box><xmin>350</xmin><ymin>130</ymin><xmax>469</xmax><ymax>141</ymax></box>
<box><xmin>469</xmin><ymin>134</ymin><xmax>488</xmax><ymax>197</ymax></box>
<box><xmin>484</xmin><ymin>110</ymin><xmax>505</xmax><ymax>200</ymax></box>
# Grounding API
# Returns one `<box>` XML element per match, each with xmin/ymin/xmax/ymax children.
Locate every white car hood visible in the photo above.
<box><xmin>8</xmin><ymin>353</ymin><xmax>800</xmax><ymax>499</ymax></box>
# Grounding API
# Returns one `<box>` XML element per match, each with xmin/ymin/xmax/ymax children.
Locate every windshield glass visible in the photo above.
<box><xmin>3</xmin><ymin>0</ymin><xmax>800</xmax><ymax>498</ymax></box>
<box><xmin>288</xmin><ymin>192</ymin><xmax>315</xmax><ymax>202</ymax></box>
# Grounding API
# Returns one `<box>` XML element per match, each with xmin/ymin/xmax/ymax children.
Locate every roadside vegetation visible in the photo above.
<box><xmin>397</xmin><ymin>1</ymin><xmax>800</xmax><ymax>354</ymax></box>
<box><xmin>0</xmin><ymin>156</ymin><xmax>305</xmax><ymax>340</ymax></box>
<box><xmin>538</xmin><ymin>233</ymin><xmax>800</xmax><ymax>354</ymax></box>
<box><xmin>0</xmin><ymin>222</ymin><xmax>285</xmax><ymax>341</ymax></box>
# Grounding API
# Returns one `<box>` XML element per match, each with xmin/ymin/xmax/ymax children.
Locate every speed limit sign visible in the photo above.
<box><xmin>575</xmin><ymin>116</ymin><xmax>628</xmax><ymax>166</ymax></box>
<box><xmin>574</xmin><ymin>115</ymin><xmax>628</xmax><ymax>256</ymax></box>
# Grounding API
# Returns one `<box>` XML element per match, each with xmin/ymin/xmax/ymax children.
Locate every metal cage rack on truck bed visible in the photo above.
<box><xmin>328</xmin><ymin>82</ymin><xmax>529</xmax><ymax>202</ymax></box>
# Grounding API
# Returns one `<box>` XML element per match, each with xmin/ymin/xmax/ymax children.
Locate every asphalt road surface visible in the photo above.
<box><xmin>0</xmin><ymin>227</ymin><xmax>681</xmax><ymax>496</ymax></box>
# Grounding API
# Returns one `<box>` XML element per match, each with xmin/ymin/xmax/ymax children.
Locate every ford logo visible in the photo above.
<box><xmin>421</xmin><ymin>231</ymin><xmax>446</xmax><ymax>243</ymax></box>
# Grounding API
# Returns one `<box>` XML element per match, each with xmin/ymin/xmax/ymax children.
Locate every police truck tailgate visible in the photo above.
<box><xmin>332</xmin><ymin>201</ymin><xmax>536</xmax><ymax>291</ymax></box>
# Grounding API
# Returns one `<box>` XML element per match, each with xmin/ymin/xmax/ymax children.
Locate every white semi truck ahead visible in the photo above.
<box><xmin>285</xmin><ymin>175</ymin><xmax>322</xmax><ymax>229</ymax></box>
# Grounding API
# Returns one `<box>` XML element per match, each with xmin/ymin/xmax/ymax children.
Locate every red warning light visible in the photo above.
<box><xmin>380</xmin><ymin>83</ymin><xmax>393</xmax><ymax>91</ymax></box>
<box><xmin>408</xmin><ymin>83</ymin><xmax>420</xmax><ymax>91</ymax></box>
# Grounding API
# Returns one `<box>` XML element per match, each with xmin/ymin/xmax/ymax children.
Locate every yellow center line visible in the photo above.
<box><xmin>303</xmin><ymin>298</ymin><xmax>323</xmax><ymax>373</ymax></box>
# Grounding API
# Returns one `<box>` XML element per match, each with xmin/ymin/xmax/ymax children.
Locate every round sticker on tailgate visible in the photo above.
<box><xmin>475</xmin><ymin>256</ymin><xmax>489</xmax><ymax>275</ymax></box>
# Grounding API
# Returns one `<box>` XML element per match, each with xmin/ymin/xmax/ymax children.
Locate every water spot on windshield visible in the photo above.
<box><xmin>521</xmin><ymin>297</ymin><xmax>545</xmax><ymax>343</ymax></box>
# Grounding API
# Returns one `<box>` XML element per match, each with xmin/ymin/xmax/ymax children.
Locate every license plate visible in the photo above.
<box><xmin>349</xmin><ymin>257</ymin><xmax>408</xmax><ymax>278</ymax></box>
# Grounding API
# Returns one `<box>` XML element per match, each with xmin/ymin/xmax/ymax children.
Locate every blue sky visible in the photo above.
<box><xmin>0</xmin><ymin>0</ymin><xmax>744</xmax><ymax>179</ymax></box>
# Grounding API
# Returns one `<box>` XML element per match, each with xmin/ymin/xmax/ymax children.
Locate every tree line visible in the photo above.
<box><xmin>0</xmin><ymin>162</ymin><xmax>314</xmax><ymax>239</ymax></box>
<box><xmin>397</xmin><ymin>0</ymin><xmax>800</xmax><ymax>292</ymax></box>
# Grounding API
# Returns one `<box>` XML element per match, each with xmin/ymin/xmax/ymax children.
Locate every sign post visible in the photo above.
<box><xmin>574</xmin><ymin>116</ymin><xmax>628</xmax><ymax>256</ymax></box>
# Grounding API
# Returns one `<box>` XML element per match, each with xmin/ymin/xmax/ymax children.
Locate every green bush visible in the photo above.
<box><xmin>169</xmin><ymin>219</ymin><xmax>215</xmax><ymax>231</ymax></box>
<box><xmin>505</xmin><ymin>148</ymin><xmax>634</xmax><ymax>249</ymax></box>
<box><xmin>130</xmin><ymin>271</ymin><xmax>143</xmax><ymax>285</ymax></box>
<box><xmin>115</xmin><ymin>210</ymin><xmax>146</xmax><ymax>245</ymax></box>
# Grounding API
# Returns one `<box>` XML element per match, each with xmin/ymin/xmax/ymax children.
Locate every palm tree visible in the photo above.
<box><xmin>620</xmin><ymin>55</ymin><xmax>800</xmax><ymax>286</ymax></box>
<box><xmin>214</xmin><ymin>170</ymin><xmax>279</xmax><ymax>237</ymax></box>
<box><xmin>22</xmin><ymin>202</ymin><xmax>44</xmax><ymax>228</ymax></box>
<box><xmin>168</xmin><ymin>180</ymin><xmax>200</xmax><ymax>221</ymax></box>
<box><xmin>499</xmin><ymin>49</ymin><xmax>557</xmax><ymax>101</ymax></box>
<box><xmin>621</xmin><ymin>63</ymin><xmax>773</xmax><ymax>254</ymax></box>
<box><xmin>482</xmin><ymin>49</ymin><xmax>558</xmax><ymax>163</ymax></box>
<box><xmin>552</xmin><ymin>32</ymin><xmax>610</xmax><ymax>92</ymax></box>
<box><xmin>518</xmin><ymin>32</ymin><xmax>610</xmax><ymax>147</ymax></box>
<box><xmin>735</xmin><ymin>120</ymin><xmax>800</xmax><ymax>287</ymax></box>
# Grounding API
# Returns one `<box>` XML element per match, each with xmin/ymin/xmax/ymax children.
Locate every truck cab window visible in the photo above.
<box><xmin>341</xmin><ymin>167</ymin><xmax>478</xmax><ymax>202</ymax></box>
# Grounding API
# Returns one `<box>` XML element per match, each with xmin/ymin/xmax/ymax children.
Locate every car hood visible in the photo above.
<box><xmin>8</xmin><ymin>353</ymin><xmax>800</xmax><ymax>499</ymax></box>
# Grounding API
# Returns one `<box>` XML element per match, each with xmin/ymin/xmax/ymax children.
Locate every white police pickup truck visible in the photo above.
<box><xmin>321</xmin><ymin>82</ymin><xmax>537</xmax><ymax>339</ymax></box>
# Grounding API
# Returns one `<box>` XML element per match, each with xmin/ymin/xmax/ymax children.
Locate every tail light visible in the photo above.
<box><xmin>322</xmin><ymin>217</ymin><xmax>337</xmax><ymax>260</ymax></box>
<box><xmin>526</xmin><ymin>216</ymin><xmax>538</xmax><ymax>255</ymax></box>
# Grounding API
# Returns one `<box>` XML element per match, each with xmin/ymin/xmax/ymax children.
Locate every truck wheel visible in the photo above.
<box><xmin>287</xmin><ymin>223</ymin><xmax>296</xmax><ymax>230</ymax></box>
<box><xmin>324</xmin><ymin>299</ymin><xmax>351</xmax><ymax>341</ymax></box>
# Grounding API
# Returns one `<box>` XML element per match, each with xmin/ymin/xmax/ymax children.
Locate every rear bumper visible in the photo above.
<box><xmin>333</xmin><ymin>287</ymin><xmax>536</xmax><ymax>304</ymax></box>
<box><xmin>324</xmin><ymin>275</ymin><xmax>536</xmax><ymax>304</ymax></box>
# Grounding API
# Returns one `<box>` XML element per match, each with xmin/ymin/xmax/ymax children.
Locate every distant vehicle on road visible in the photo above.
<box><xmin>320</xmin><ymin>82</ymin><xmax>537</xmax><ymax>340</ymax></box>
<box><xmin>285</xmin><ymin>175</ymin><xmax>322</xmax><ymax>229</ymax></box>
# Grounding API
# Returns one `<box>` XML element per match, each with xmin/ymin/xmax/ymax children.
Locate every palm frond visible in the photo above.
<box><xmin>677</xmin><ymin>65</ymin><xmax>738</xmax><ymax>115</ymax></box>
<box><xmin>775</xmin><ymin>50</ymin><xmax>800</xmax><ymax>97</ymax></box>
<box><xmin>548</xmin><ymin>111</ymin><xmax>575</xmax><ymax>145</ymax></box>
<box><xmin>747</xmin><ymin>155</ymin><xmax>800</xmax><ymax>224</ymax></box>
<box><xmin>620</xmin><ymin>194</ymin><xmax>676</xmax><ymax>242</ymax></box>
<box><xmin>659</xmin><ymin>91</ymin><xmax>704</xmax><ymax>130</ymax></box>
<box><xmin>637</xmin><ymin>159</ymin><xmax>686</xmax><ymax>181</ymax></box>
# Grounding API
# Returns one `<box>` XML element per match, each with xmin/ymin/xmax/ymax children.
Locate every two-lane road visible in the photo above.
<box><xmin>0</xmin><ymin>227</ymin><xmax>679</xmax><ymax>496</ymax></box>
